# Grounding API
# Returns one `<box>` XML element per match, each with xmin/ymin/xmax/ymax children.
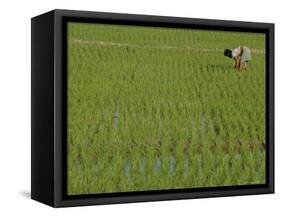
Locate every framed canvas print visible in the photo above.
<box><xmin>31</xmin><ymin>9</ymin><xmax>274</xmax><ymax>207</ymax></box>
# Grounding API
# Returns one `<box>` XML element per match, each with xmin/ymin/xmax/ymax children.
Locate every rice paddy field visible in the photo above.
<box><xmin>67</xmin><ymin>22</ymin><xmax>266</xmax><ymax>195</ymax></box>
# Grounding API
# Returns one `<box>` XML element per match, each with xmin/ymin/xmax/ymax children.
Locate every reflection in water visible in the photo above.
<box><xmin>91</xmin><ymin>156</ymin><xmax>190</xmax><ymax>180</ymax></box>
<box><xmin>154</xmin><ymin>157</ymin><xmax>161</xmax><ymax>175</ymax></box>
<box><xmin>124</xmin><ymin>159</ymin><xmax>131</xmax><ymax>182</ymax></box>
<box><xmin>92</xmin><ymin>160</ymin><xmax>99</xmax><ymax>176</ymax></box>
<box><xmin>168</xmin><ymin>156</ymin><xmax>176</xmax><ymax>176</ymax></box>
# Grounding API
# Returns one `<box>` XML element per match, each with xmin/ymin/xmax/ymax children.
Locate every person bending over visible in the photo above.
<box><xmin>224</xmin><ymin>46</ymin><xmax>252</xmax><ymax>71</ymax></box>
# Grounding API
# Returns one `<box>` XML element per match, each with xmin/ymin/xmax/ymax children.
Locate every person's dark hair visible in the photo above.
<box><xmin>224</xmin><ymin>49</ymin><xmax>232</xmax><ymax>58</ymax></box>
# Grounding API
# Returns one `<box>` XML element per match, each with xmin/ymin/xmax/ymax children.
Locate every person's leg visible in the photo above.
<box><xmin>241</xmin><ymin>63</ymin><xmax>245</xmax><ymax>71</ymax></box>
<box><xmin>237</xmin><ymin>58</ymin><xmax>242</xmax><ymax>71</ymax></box>
<box><xmin>240</xmin><ymin>62</ymin><xmax>248</xmax><ymax>71</ymax></box>
<box><xmin>244</xmin><ymin>62</ymin><xmax>247</xmax><ymax>70</ymax></box>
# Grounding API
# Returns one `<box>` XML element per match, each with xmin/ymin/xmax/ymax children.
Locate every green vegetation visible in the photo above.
<box><xmin>67</xmin><ymin>22</ymin><xmax>266</xmax><ymax>195</ymax></box>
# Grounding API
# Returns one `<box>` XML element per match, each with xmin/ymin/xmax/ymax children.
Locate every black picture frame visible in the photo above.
<box><xmin>31</xmin><ymin>9</ymin><xmax>274</xmax><ymax>207</ymax></box>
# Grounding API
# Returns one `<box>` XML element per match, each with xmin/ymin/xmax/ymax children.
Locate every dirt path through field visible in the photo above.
<box><xmin>70</xmin><ymin>39</ymin><xmax>265</xmax><ymax>54</ymax></box>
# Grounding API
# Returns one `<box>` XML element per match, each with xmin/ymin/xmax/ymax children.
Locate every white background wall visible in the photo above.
<box><xmin>0</xmin><ymin>0</ymin><xmax>279</xmax><ymax>216</ymax></box>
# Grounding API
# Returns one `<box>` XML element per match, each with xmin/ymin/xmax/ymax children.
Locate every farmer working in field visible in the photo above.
<box><xmin>224</xmin><ymin>46</ymin><xmax>252</xmax><ymax>71</ymax></box>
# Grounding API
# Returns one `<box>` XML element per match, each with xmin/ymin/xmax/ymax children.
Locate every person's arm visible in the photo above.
<box><xmin>234</xmin><ymin>57</ymin><xmax>239</xmax><ymax>69</ymax></box>
<box><xmin>237</xmin><ymin>56</ymin><xmax>242</xmax><ymax>70</ymax></box>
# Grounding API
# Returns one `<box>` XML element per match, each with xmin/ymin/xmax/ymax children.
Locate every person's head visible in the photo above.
<box><xmin>224</xmin><ymin>49</ymin><xmax>232</xmax><ymax>58</ymax></box>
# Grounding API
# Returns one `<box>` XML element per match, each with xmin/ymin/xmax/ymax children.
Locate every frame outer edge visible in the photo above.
<box><xmin>54</xmin><ymin>10</ymin><xmax>63</xmax><ymax>207</ymax></box>
<box><xmin>50</xmin><ymin>9</ymin><xmax>275</xmax><ymax>207</ymax></box>
<box><xmin>269</xmin><ymin>23</ymin><xmax>274</xmax><ymax>193</ymax></box>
